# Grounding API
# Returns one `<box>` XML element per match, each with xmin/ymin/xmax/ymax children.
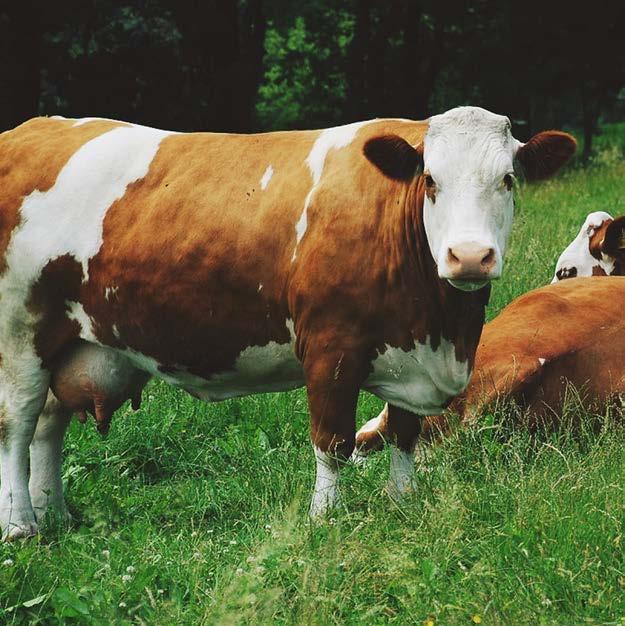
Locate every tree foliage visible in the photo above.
<box><xmin>0</xmin><ymin>0</ymin><xmax>623</xmax><ymax>157</ymax></box>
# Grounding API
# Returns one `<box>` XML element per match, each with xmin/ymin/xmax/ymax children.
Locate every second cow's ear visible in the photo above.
<box><xmin>363</xmin><ymin>135</ymin><xmax>424</xmax><ymax>182</ymax></box>
<box><xmin>515</xmin><ymin>131</ymin><xmax>577</xmax><ymax>181</ymax></box>
<box><xmin>602</xmin><ymin>215</ymin><xmax>625</xmax><ymax>257</ymax></box>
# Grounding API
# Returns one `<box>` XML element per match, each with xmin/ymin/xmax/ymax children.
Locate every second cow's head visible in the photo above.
<box><xmin>552</xmin><ymin>211</ymin><xmax>625</xmax><ymax>282</ymax></box>
<box><xmin>364</xmin><ymin>106</ymin><xmax>576</xmax><ymax>291</ymax></box>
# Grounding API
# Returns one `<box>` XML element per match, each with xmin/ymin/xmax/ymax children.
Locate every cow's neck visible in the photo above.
<box><xmin>381</xmin><ymin>176</ymin><xmax>491</xmax><ymax>366</ymax></box>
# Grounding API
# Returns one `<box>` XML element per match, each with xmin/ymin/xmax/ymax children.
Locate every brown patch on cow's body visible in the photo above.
<box><xmin>0</xmin><ymin>117</ymin><xmax>125</xmax><ymax>274</ymax></box>
<box><xmin>28</xmin><ymin>254</ymin><xmax>84</xmax><ymax>367</ymax></box>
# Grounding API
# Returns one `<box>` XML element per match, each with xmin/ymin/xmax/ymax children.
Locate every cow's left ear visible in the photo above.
<box><xmin>602</xmin><ymin>216</ymin><xmax>625</xmax><ymax>257</ymax></box>
<box><xmin>363</xmin><ymin>135</ymin><xmax>424</xmax><ymax>181</ymax></box>
<box><xmin>515</xmin><ymin>131</ymin><xmax>577</xmax><ymax>181</ymax></box>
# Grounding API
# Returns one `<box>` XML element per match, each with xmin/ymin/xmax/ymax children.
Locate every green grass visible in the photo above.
<box><xmin>2</xmin><ymin>127</ymin><xmax>625</xmax><ymax>625</ymax></box>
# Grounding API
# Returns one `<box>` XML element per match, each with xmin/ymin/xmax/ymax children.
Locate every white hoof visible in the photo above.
<box><xmin>2</xmin><ymin>520</ymin><xmax>38</xmax><ymax>541</ymax></box>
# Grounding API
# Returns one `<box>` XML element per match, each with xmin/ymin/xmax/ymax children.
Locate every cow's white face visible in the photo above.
<box><xmin>552</xmin><ymin>211</ymin><xmax>625</xmax><ymax>282</ymax></box>
<box><xmin>364</xmin><ymin>106</ymin><xmax>577</xmax><ymax>292</ymax></box>
<box><xmin>422</xmin><ymin>108</ymin><xmax>518</xmax><ymax>291</ymax></box>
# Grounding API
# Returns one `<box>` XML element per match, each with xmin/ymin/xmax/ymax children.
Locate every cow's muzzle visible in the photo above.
<box><xmin>440</xmin><ymin>241</ymin><xmax>500</xmax><ymax>289</ymax></box>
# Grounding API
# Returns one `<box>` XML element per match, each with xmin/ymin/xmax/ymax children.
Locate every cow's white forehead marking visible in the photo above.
<box><xmin>293</xmin><ymin>120</ymin><xmax>372</xmax><ymax>260</ymax></box>
<box><xmin>425</xmin><ymin>107</ymin><xmax>515</xmax><ymax>179</ymax></box>
<box><xmin>552</xmin><ymin>211</ymin><xmax>614</xmax><ymax>282</ymax></box>
<box><xmin>260</xmin><ymin>165</ymin><xmax>273</xmax><ymax>190</ymax></box>
<box><xmin>538</xmin><ymin>357</ymin><xmax>546</xmax><ymax>366</ymax></box>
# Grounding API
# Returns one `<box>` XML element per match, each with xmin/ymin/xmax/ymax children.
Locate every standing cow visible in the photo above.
<box><xmin>0</xmin><ymin>107</ymin><xmax>574</xmax><ymax>538</ymax></box>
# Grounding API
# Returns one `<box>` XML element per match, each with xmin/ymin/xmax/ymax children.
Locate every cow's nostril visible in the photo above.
<box><xmin>481</xmin><ymin>248</ymin><xmax>496</xmax><ymax>268</ymax></box>
<box><xmin>447</xmin><ymin>248</ymin><xmax>460</xmax><ymax>265</ymax></box>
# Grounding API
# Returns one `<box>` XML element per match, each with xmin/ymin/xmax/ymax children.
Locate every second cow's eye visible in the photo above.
<box><xmin>503</xmin><ymin>173</ymin><xmax>514</xmax><ymax>191</ymax></box>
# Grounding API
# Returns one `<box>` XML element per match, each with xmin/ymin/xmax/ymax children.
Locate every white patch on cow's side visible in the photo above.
<box><xmin>387</xmin><ymin>446</ymin><xmax>416</xmax><ymax>498</ymax></box>
<box><xmin>552</xmin><ymin>211</ymin><xmax>614</xmax><ymax>282</ymax></box>
<box><xmin>309</xmin><ymin>447</ymin><xmax>340</xmax><ymax>519</ymax></box>
<box><xmin>422</xmin><ymin>107</ymin><xmax>518</xmax><ymax>287</ymax></box>
<box><xmin>260</xmin><ymin>165</ymin><xmax>273</xmax><ymax>190</ymax></box>
<box><xmin>66</xmin><ymin>301</ymin><xmax>100</xmax><ymax>344</ymax></box>
<box><xmin>120</xmin><ymin>319</ymin><xmax>303</xmax><ymax>401</ymax></box>
<box><xmin>292</xmin><ymin>121</ymin><xmax>372</xmax><ymax>260</ymax></box>
<box><xmin>7</xmin><ymin>124</ymin><xmax>171</xmax><ymax>284</ymax></box>
<box><xmin>364</xmin><ymin>336</ymin><xmax>470</xmax><ymax>415</ymax></box>
<box><xmin>538</xmin><ymin>357</ymin><xmax>546</xmax><ymax>366</ymax></box>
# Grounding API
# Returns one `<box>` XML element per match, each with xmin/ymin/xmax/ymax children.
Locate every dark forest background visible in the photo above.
<box><xmin>1</xmin><ymin>0</ymin><xmax>624</xmax><ymax>160</ymax></box>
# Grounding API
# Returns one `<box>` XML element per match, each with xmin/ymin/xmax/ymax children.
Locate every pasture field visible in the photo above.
<box><xmin>1</xmin><ymin>125</ymin><xmax>625</xmax><ymax>625</ymax></box>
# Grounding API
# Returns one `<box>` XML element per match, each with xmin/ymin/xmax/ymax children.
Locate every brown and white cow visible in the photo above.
<box><xmin>0</xmin><ymin>108</ymin><xmax>574</xmax><ymax>538</ymax></box>
<box><xmin>552</xmin><ymin>211</ymin><xmax>625</xmax><ymax>282</ymax></box>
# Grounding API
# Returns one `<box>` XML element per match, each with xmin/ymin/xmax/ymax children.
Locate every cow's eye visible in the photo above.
<box><xmin>503</xmin><ymin>173</ymin><xmax>514</xmax><ymax>191</ymax></box>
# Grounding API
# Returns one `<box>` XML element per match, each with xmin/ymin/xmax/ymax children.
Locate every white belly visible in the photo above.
<box><xmin>122</xmin><ymin>323</ymin><xmax>304</xmax><ymax>402</ymax></box>
<box><xmin>363</xmin><ymin>336</ymin><xmax>470</xmax><ymax>415</ymax></box>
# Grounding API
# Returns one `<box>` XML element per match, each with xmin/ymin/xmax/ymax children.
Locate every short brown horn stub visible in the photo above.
<box><xmin>516</xmin><ymin>130</ymin><xmax>577</xmax><ymax>181</ymax></box>
<box><xmin>363</xmin><ymin>134</ymin><xmax>424</xmax><ymax>181</ymax></box>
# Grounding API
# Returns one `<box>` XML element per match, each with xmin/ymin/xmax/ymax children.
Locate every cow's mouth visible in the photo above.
<box><xmin>447</xmin><ymin>278</ymin><xmax>490</xmax><ymax>292</ymax></box>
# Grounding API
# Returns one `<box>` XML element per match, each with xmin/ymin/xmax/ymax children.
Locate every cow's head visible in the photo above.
<box><xmin>364</xmin><ymin>106</ymin><xmax>576</xmax><ymax>291</ymax></box>
<box><xmin>552</xmin><ymin>212</ymin><xmax>625</xmax><ymax>282</ymax></box>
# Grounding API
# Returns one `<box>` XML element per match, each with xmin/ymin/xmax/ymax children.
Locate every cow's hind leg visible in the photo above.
<box><xmin>29</xmin><ymin>392</ymin><xmax>72</xmax><ymax>524</ymax></box>
<box><xmin>0</xmin><ymin>362</ymin><xmax>50</xmax><ymax>540</ymax></box>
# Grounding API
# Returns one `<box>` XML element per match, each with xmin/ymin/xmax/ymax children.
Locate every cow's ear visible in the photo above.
<box><xmin>363</xmin><ymin>135</ymin><xmax>424</xmax><ymax>181</ymax></box>
<box><xmin>602</xmin><ymin>216</ymin><xmax>625</xmax><ymax>256</ymax></box>
<box><xmin>515</xmin><ymin>131</ymin><xmax>577</xmax><ymax>181</ymax></box>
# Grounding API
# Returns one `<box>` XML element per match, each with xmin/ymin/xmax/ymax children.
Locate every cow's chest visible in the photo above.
<box><xmin>363</xmin><ymin>336</ymin><xmax>470</xmax><ymax>415</ymax></box>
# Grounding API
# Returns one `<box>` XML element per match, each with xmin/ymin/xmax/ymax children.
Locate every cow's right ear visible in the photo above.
<box><xmin>363</xmin><ymin>135</ymin><xmax>424</xmax><ymax>182</ymax></box>
<box><xmin>602</xmin><ymin>215</ymin><xmax>625</xmax><ymax>257</ymax></box>
<box><xmin>515</xmin><ymin>131</ymin><xmax>577</xmax><ymax>181</ymax></box>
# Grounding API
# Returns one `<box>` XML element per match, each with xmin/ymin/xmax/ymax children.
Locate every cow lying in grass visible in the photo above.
<box><xmin>356</xmin><ymin>212</ymin><xmax>625</xmax><ymax>457</ymax></box>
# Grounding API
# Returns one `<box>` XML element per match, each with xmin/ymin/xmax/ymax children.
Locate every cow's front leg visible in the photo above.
<box><xmin>29</xmin><ymin>393</ymin><xmax>73</xmax><ymax>523</ymax></box>
<box><xmin>383</xmin><ymin>405</ymin><xmax>422</xmax><ymax>499</ymax></box>
<box><xmin>304</xmin><ymin>347</ymin><xmax>365</xmax><ymax>519</ymax></box>
<box><xmin>0</xmin><ymin>367</ymin><xmax>50</xmax><ymax>540</ymax></box>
